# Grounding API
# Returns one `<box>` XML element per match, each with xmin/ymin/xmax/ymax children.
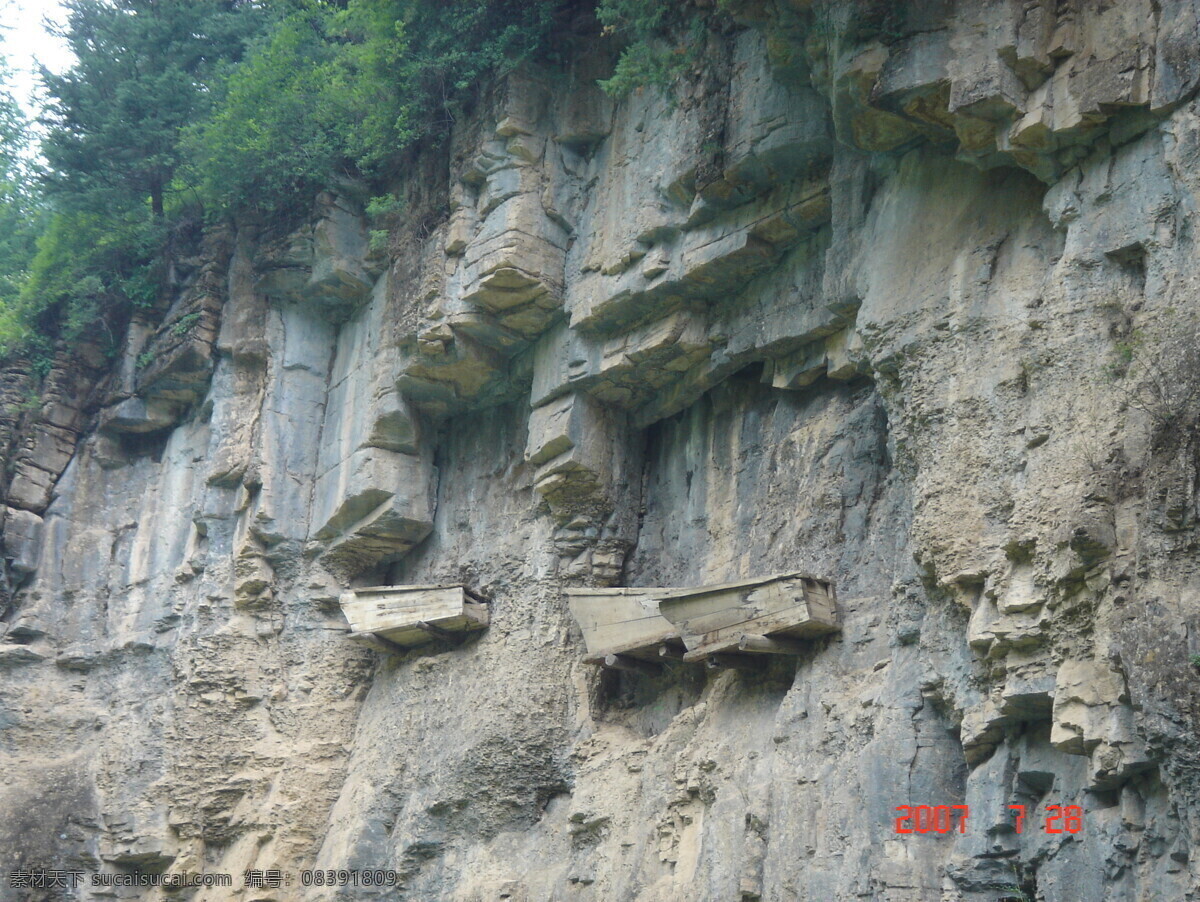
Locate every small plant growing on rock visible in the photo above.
<box><xmin>596</xmin><ymin>0</ymin><xmax>712</xmax><ymax>97</ymax></box>
<box><xmin>1106</xmin><ymin>332</ymin><xmax>1142</xmax><ymax>380</ymax></box>
<box><xmin>6</xmin><ymin>389</ymin><xmax>41</xmax><ymax>417</ymax></box>
<box><xmin>171</xmin><ymin>312</ymin><xmax>201</xmax><ymax>336</ymax></box>
<box><xmin>1189</xmin><ymin>653</ymin><xmax>1200</xmax><ymax>669</ymax></box>
<box><xmin>1121</xmin><ymin>313</ymin><xmax>1200</xmax><ymax>445</ymax></box>
<box><xmin>366</xmin><ymin>193</ymin><xmax>406</xmax><ymax>253</ymax></box>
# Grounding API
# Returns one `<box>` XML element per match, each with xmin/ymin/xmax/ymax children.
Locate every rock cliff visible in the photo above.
<box><xmin>2</xmin><ymin>1</ymin><xmax>1200</xmax><ymax>899</ymax></box>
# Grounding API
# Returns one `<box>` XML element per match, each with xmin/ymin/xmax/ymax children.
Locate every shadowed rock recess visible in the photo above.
<box><xmin>4</xmin><ymin>1</ymin><xmax>1200</xmax><ymax>899</ymax></box>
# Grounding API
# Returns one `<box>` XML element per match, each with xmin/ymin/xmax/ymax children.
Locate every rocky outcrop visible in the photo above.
<box><xmin>2</xmin><ymin>2</ymin><xmax>1200</xmax><ymax>900</ymax></box>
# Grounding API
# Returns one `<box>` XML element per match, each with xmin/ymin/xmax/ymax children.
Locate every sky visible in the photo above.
<box><xmin>0</xmin><ymin>0</ymin><xmax>72</xmax><ymax>117</ymax></box>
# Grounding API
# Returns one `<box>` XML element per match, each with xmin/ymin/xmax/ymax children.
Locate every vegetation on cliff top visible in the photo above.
<box><xmin>594</xmin><ymin>0</ymin><xmax>709</xmax><ymax>97</ymax></box>
<box><xmin>188</xmin><ymin>0</ymin><xmax>558</xmax><ymax>211</ymax></box>
<box><xmin>0</xmin><ymin>0</ymin><xmax>709</xmax><ymax>366</ymax></box>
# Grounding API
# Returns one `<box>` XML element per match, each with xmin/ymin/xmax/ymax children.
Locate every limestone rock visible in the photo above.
<box><xmin>255</xmin><ymin>192</ymin><xmax>380</xmax><ymax>322</ymax></box>
<box><xmin>2</xmin><ymin>506</ymin><xmax>43</xmax><ymax>575</ymax></box>
<box><xmin>99</xmin><ymin>397</ymin><xmax>183</xmax><ymax>435</ymax></box>
<box><xmin>310</xmin><ymin>446</ymin><xmax>436</xmax><ymax>573</ymax></box>
<box><xmin>1</xmin><ymin>5</ymin><xmax>1199</xmax><ymax>900</ymax></box>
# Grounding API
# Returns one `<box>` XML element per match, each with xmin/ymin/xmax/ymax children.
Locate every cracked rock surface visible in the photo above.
<box><xmin>2</xmin><ymin>2</ymin><xmax>1200</xmax><ymax>900</ymax></box>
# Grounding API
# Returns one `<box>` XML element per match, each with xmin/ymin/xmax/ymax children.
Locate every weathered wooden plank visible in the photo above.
<box><xmin>737</xmin><ymin>634</ymin><xmax>808</xmax><ymax>655</ymax></box>
<box><xmin>659</xmin><ymin>572</ymin><xmax>827</xmax><ymax>597</ymax></box>
<box><xmin>564</xmin><ymin>599</ymin><xmax>662</xmax><ymax>633</ymax></box>
<box><xmin>355</xmin><ymin>595</ymin><xmax>465</xmax><ymax>610</ymax></box>
<box><xmin>566</xmin><ymin>588</ymin><xmax>680</xmax><ymax>658</ymax></box>
<box><xmin>599</xmin><ymin>653</ymin><xmax>662</xmax><ymax>675</ymax></box>
<box><xmin>567</xmin><ymin>573</ymin><xmax>835</xmax><ymax>664</ymax></box>
<box><xmin>341</xmin><ymin>586</ymin><xmax>467</xmax><ymax>633</ymax></box>
<box><xmin>660</xmin><ymin>583</ymin><xmax>770</xmax><ymax>621</ymax></box>
<box><xmin>461</xmin><ymin>601</ymin><xmax>489</xmax><ymax>624</ymax></box>
<box><xmin>349</xmin><ymin>606</ymin><xmax>463</xmax><ymax>635</ymax></box>
<box><xmin>416</xmin><ymin>620</ymin><xmax>461</xmax><ymax>642</ymax></box>
<box><xmin>721</xmin><ymin>604</ymin><xmax>834</xmax><ymax>640</ymax></box>
<box><xmin>798</xmin><ymin>579</ymin><xmax>837</xmax><ymax>619</ymax></box>
<box><xmin>566</xmin><ymin>589</ymin><xmax>661</xmax><ymax>632</ymax></box>
<box><xmin>374</xmin><ymin>613</ymin><xmax>488</xmax><ymax>646</ymax></box>
<box><xmin>352</xmin><ymin>583</ymin><xmax>460</xmax><ymax>595</ymax></box>
<box><xmin>564</xmin><ymin>588</ymin><xmax>659</xmax><ymax>596</ymax></box>
<box><xmin>677</xmin><ymin>605</ymin><xmax>763</xmax><ymax>637</ymax></box>
<box><xmin>340</xmin><ymin>586</ymin><xmax>489</xmax><ymax>647</ymax></box>
<box><xmin>680</xmin><ymin>607</ymin><xmax>838</xmax><ymax>656</ymax></box>
<box><xmin>702</xmin><ymin>653</ymin><xmax>765</xmax><ymax>671</ymax></box>
<box><xmin>343</xmin><ymin>590</ymin><xmax>466</xmax><ymax>610</ymax></box>
<box><xmin>758</xmin><ymin>613</ymin><xmax>839</xmax><ymax>639</ymax></box>
<box><xmin>660</xmin><ymin>572</ymin><xmax>837</xmax><ymax>660</ymax></box>
<box><xmin>658</xmin><ymin>575</ymin><xmax>816</xmax><ymax>625</ymax></box>
<box><xmin>374</xmin><ymin>628</ymin><xmax>431</xmax><ymax>646</ymax></box>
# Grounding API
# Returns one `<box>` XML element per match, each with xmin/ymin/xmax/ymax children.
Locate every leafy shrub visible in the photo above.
<box><xmin>186</xmin><ymin>0</ymin><xmax>559</xmax><ymax>214</ymax></box>
<box><xmin>172</xmin><ymin>312</ymin><xmax>202</xmax><ymax>336</ymax></box>
<box><xmin>1</xmin><ymin>0</ymin><xmax>561</xmax><ymax>361</ymax></box>
<box><xmin>8</xmin><ymin>209</ymin><xmax>168</xmax><ymax>358</ymax></box>
<box><xmin>40</xmin><ymin>0</ymin><xmax>266</xmax><ymax>220</ymax></box>
<box><xmin>595</xmin><ymin>0</ymin><xmax>708</xmax><ymax>97</ymax></box>
<box><xmin>366</xmin><ymin>193</ymin><xmax>407</xmax><ymax>252</ymax></box>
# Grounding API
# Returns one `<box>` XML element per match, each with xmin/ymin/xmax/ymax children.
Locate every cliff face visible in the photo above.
<box><xmin>2</xmin><ymin>2</ymin><xmax>1200</xmax><ymax>899</ymax></box>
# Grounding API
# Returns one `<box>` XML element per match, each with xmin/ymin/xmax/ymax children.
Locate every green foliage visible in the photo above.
<box><xmin>3</xmin><ymin>383</ymin><xmax>42</xmax><ymax>417</ymax></box>
<box><xmin>187</xmin><ymin>0</ymin><xmax>558</xmax><ymax>214</ymax></box>
<box><xmin>171</xmin><ymin>312</ymin><xmax>202</xmax><ymax>336</ymax></box>
<box><xmin>14</xmin><ymin>390</ymin><xmax>41</xmax><ymax>415</ymax></box>
<box><xmin>8</xmin><ymin>208</ymin><xmax>168</xmax><ymax>358</ymax></box>
<box><xmin>595</xmin><ymin>0</ymin><xmax>706</xmax><ymax>97</ymax></box>
<box><xmin>41</xmin><ymin>0</ymin><xmax>267</xmax><ymax>219</ymax></box>
<box><xmin>1190</xmin><ymin>653</ymin><xmax>1200</xmax><ymax>669</ymax></box>
<box><xmin>366</xmin><ymin>193</ymin><xmax>406</xmax><ymax>221</ymax></box>
<box><xmin>1106</xmin><ymin>332</ymin><xmax>1142</xmax><ymax>380</ymax></box>
<box><xmin>0</xmin><ymin>0</ymin><xmax>563</xmax><ymax>361</ymax></box>
<box><xmin>366</xmin><ymin>192</ymin><xmax>406</xmax><ymax>252</ymax></box>
<box><xmin>0</xmin><ymin>51</ymin><xmax>44</xmax><ymax>358</ymax></box>
<box><xmin>0</xmin><ymin>0</ymin><xmax>270</xmax><ymax>361</ymax></box>
<box><xmin>181</xmin><ymin>4</ymin><xmax>344</xmax><ymax>211</ymax></box>
<box><xmin>137</xmin><ymin>348</ymin><xmax>155</xmax><ymax>369</ymax></box>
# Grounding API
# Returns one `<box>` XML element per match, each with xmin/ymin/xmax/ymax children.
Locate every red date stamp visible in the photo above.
<box><xmin>894</xmin><ymin>804</ymin><xmax>1083</xmax><ymax>834</ymax></box>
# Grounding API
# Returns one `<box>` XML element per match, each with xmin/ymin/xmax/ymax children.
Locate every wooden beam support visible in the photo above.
<box><xmin>416</xmin><ymin>620</ymin><xmax>462</xmax><ymax>643</ymax></box>
<box><xmin>704</xmin><ymin>653</ymin><xmax>765</xmax><ymax>672</ymax></box>
<box><xmin>657</xmin><ymin>642</ymin><xmax>686</xmax><ymax>659</ymax></box>
<box><xmin>342</xmin><ymin>585</ymin><xmax>490</xmax><ymax>647</ymax></box>
<box><xmin>462</xmin><ymin>586</ymin><xmax>492</xmax><ymax>605</ymax></box>
<box><xmin>347</xmin><ymin>631</ymin><xmax>408</xmax><ymax>655</ymax></box>
<box><xmin>737</xmin><ymin>633</ymin><xmax>807</xmax><ymax>656</ymax></box>
<box><xmin>602</xmin><ymin>653</ymin><xmax>662</xmax><ymax>676</ymax></box>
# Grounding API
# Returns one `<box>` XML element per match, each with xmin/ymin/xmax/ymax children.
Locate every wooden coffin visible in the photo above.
<box><xmin>655</xmin><ymin>573</ymin><xmax>837</xmax><ymax>662</ymax></box>
<box><xmin>340</xmin><ymin>584</ymin><xmax>489</xmax><ymax>648</ymax></box>
<box><xmin>565</xmin><ymin>587</ymin><xmax>685</xmax><ymax>664</ymax></box>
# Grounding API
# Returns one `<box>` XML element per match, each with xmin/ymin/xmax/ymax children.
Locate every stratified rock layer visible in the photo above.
<box><xmin>2</xmin><ymin>2</ymin><xmax>1200</xmax><ymax>900</ymax></box>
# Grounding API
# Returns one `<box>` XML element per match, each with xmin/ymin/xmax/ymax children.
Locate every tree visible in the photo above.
<box><xmin>39</xmin><ymin>0</ymin><xmax>266</xmax><ymax>220</ymax></box>
<box><xmin>186</xmin><ymin>0</ymin><xmax>560</xmax><ymax>213</ymax></box>
<box><xmin>183</xmin><ymin>1</ymin><xmax>346</xmax><ymax>211</ymax></box>
<box><xmin>0</xmin><ymin>53</ymin><xmax>45</xmax><ymax>356</ymax></box>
